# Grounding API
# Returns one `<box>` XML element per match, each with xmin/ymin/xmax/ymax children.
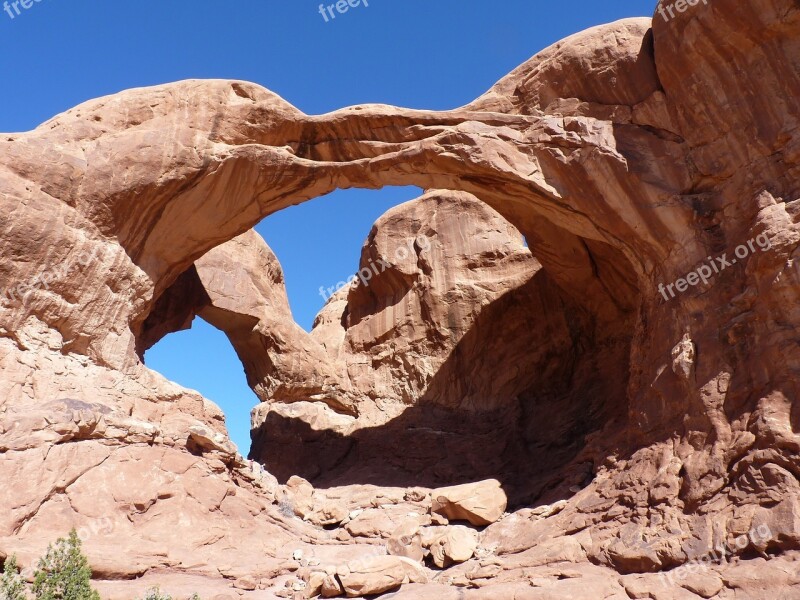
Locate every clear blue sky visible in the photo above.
<box><xmin>0</xmin><ymin>0</ymin><xmax>656</xmax><ymax>454</ymax></box>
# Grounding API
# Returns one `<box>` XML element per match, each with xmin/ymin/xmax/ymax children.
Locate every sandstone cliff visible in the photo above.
<box><xmin>3</xmin><ymin>0</ymin><xmax>800</xmax><ymax>597</ymax></box>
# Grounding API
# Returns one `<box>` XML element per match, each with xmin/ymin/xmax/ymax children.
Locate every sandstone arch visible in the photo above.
<box><xmin>3</xmin><ymin>0</ymin><xmax>800</xmax><ymax>594</ymax></box>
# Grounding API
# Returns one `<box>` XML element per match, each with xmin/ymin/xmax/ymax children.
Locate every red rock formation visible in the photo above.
<box><xmin>1</xmin><ymin>0</ymin><xmax>800</xmax><ymax>596</ymax></box>
<box><xmin>246</xmin><ymin>190</ymin><xmax>614</xmax><ymax>507</ymax></box>
<box><xmin>139</xmin><ymin>229</ymin><xmax>354</xmax><ymax>415</ymax></box>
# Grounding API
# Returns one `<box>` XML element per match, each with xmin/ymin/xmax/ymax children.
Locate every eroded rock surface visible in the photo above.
<box><xmin>2</xmin><ymin>0</ymin><xmax>800</xmax><ymax>597</ymax></box>
<box><xmin>246</xmin><ymin>190</ymin><xmax>605</xmax><ymax>503</ymax></box>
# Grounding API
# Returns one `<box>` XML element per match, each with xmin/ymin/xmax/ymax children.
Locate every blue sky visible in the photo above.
<box><xmin>0</xmin><ymin>0</ymin><xmax>656</xmax><ymax>454</ymax></box>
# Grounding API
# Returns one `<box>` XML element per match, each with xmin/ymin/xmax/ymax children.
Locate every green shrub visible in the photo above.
<box><xmin>137</xmin><ymin>588</ymin><xmax>171</xmax><ymax>600</ymax></box>
<box><xmin>32</xmin><ymin>529</ymin><xmax>100</xmax><ymax>600</ymax></box>
<box><xmin>1</xmin><ymin>554</ymin><xmax>27</xmax><ymax>600</ymax></box>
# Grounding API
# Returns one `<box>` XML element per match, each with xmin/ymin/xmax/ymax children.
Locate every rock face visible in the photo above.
<box><xmin>2</xmin><ymin>0</ymin><xmax>800</xmax><ymax>598</ymax></box>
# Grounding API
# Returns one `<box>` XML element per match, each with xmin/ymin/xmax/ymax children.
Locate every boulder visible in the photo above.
<box><xmin>338</xmin><ymin>556</ymin><xmax>427</xmax><ymax>598</ymax></box>
<box><xmin>386</xmin><ymin>520</ymin><xmax>424</xmax><ymax>563</ymax></box>
<box><xmin>428</xmin><ymin>526</ymin><xmax>478</xmax><ymax>568</ymax></box>
<box><xmin>431</xmin><ymin>480</ymin><xmax>508</xmax><ymax>526</ymax></box>
<box><xmin>321</xmin><ymin>574</ymin><xmax>343</xmax><ymax>598</ymax></box>
<box><xmin>285</xmin><ymin>476</ymin><xmax>316</xmax><ymax>520</ymax></box>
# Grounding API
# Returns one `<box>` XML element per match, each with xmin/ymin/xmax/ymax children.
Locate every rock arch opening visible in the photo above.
<box><xmin>143</xmin><ymin>318</ymin><xmax>257</xmax><ymax>455</ymax></box>
<box><xmin>136</xmin><ymin>185</ymin><xmax>640</xmax><ymax>508</ymax></box>
<box><xmin>255</xmin><ymin>185</ymin><xmax>426</xmax><ymax>332</ymax></box>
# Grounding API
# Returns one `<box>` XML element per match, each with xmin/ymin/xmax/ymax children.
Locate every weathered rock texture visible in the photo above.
<box><xmin>245</xmin><ymin>190</ymin><xmax>610</xmax><ymax>503</ymax></box>
<box><xmin>140</xmin><ymin>229</ymin><xmax>353</xmax><ymax>415</ymax></box>
<box><xmin>3</xmin><ymin>0</ymin><xmax>800</xmax><ymax>597</ymax></box>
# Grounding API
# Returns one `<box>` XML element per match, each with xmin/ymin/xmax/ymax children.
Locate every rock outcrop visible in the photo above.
<box><xmin>3</xmin><ymin>0</ymin><xmax>800</xmax><ymax>597</ymax></box>
<box><xmin>140</xmin><ymin>228</ymin><xmax>354</xmax><ymax>415</ymax></box>
<box><xmin>247</xmin><ymin>190</ymin><xmax>603</xmax><ymax>503</ymax></box>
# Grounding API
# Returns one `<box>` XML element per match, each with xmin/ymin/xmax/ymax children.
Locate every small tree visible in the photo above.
<box><xmin>0</xmin><ymin>554</ymin><xmax>27</xmax><ymax>600</ymax></box>
<box><xmin>32</xmin><ymin>529</ymin><xmax>99</xmax><ymax>600</ymax></box>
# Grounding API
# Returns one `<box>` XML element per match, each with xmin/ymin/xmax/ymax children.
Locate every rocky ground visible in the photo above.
<box><xmin>4</xmin><ymin>0</ymin><xmax>800</xmax><ymax>597</ymax></box>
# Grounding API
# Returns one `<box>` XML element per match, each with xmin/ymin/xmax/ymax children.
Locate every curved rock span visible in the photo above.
<box><xmin>3</xmin><ymin>0</ymin><xmax>800</xmax><ymax>597</ymax></box>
